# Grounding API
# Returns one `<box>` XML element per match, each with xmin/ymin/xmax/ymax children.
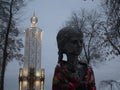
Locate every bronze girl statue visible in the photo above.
<box><xmin>52</xmin><ymin>27</ymin><xmax>96</xmax><ymax>90</ymax></box>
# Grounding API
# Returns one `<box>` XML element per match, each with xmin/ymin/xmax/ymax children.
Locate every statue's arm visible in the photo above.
<box><xmin>83</xmin><ymin>66</ymin><xmax>96</xmax><ymax>90</ymax></box>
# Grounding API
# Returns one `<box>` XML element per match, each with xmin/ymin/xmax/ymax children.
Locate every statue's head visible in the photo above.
<box><xmin>57</xmin><ymin>27</ymin><xmax>83</xmax><ymax>61</ymax></box>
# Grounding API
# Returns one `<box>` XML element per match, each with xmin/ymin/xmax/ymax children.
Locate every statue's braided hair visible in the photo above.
<box><xmin>56</xmin><ymin>27</ymin><xmax>83</xmax><ymax>62</ymax></box>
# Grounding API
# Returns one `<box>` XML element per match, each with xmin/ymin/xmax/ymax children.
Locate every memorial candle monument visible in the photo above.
<box><xmin>19</xmin><ymin>13</ymin><xmax>45</xmax><ymax>90</ymax></box>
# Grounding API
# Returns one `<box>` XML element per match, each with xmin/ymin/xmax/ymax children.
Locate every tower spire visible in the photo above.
<box><xmin>30</xmin><ymin>12</ymin><xmax>38</xmax><ymax>27</ymax></box>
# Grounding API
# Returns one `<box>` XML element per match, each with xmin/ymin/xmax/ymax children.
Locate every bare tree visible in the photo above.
<box><xmin>65</xmin><ymin>10</ymin><xmax>104</xmax><ymax>64</ymax></box>
<box><xmin>0</xmin><ymin>0</ymin><xmax>25</xmax><ymax>90</ymax></box>
<box><xmin>101</xmin><ymin>0</ymin><xmax>120</xmax><ymax>55</ymax></box>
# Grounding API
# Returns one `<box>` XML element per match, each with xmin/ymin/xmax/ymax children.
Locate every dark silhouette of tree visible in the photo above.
<box><xmin>101</xmin><ymin>0</ymin><xmax>120</xmax><ymax>55</ymax></box>
<box><xmin>65</xmin><ymin>10</ymin><xmax>104</xmax><ymax>64</ymax></box>
<box><xmin>64</xmin><ymin>0</ymin><xmax>120</xmax><ymax>63</ymax></box>
<box><xmin>0</xmin><ymin>0</ymin><xmax>25</xmax><ymax>90</ymax></box>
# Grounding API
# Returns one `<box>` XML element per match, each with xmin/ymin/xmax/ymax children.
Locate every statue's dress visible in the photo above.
<box><xmin>52</xmin><ymin>60</ymin><xmax>96</xmax><ymax>90</ymax></box>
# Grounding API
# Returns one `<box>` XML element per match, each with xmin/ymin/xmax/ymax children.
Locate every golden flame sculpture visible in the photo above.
<box><xmin>19</xmin><ymin>13</ymin><xmax>45</xmax><ymax>90</ymax></box>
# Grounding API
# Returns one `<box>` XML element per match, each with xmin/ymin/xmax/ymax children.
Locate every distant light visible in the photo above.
<box><xmin>41</xmin><ymin>69</ymin><xmax>45</xmax><ymax>78</ymax></box>
<box><xmin>36</xmin><ymin>71</ymin><xmax>40</xmax><ymax>77</ymax></box>
<box><xmin>41</xmin><ymin>81</ymin><xmax>44</xmax><ymax>90</ymax></box>
<box><xmin>35</xmin><ymin>81</ymin><xmax>40</xmax><ymax>86</ymax></box>
<box><xmin>20</xmin><ymin>81</ymin><xmax>22</xmax><ymax>90</ymax></box>
<box><xmin>23</xmin><ymin>81</ymin><xmax>27</xmax><ymax>86</ymax></box>
<box><xmin>24</xmin><ymin>68</ymin><xmax>28</xmax><ymax>76</ymax></box>
<box><xmin>40</xmin><ymin>32</ymin><xmax>42</xmax><ymax>41</ymax></box>
<box><xmin>19</xmin><ymin>68</ymin><xmax>23</xmax><ymax>77</ymax></box>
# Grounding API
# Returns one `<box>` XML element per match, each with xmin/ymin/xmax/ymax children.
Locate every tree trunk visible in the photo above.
<box><xmin>0</xmin><ymin>0</ymin><xmax>13</xmax><ymax>90</ymax></box>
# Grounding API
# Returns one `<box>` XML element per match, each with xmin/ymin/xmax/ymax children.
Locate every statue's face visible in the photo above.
<box><xmin>63</xmin><ymin>35</ymin><xmax>83</xmax><ymax>56</ymax></box>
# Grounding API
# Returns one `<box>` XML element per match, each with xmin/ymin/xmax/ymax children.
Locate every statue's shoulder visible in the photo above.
<box><xmin>79</xmin><ymin>61</ymin><xmax>88</xmax><ymax>66</ymax></box>
<box><xmin>57</xmin><ymin>60</ymin><xmax>67</xmax><ymax>66</ymax></box>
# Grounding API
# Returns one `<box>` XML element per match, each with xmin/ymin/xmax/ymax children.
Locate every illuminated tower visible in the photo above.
<box><xmin>19</xmin><ymin>13</ymin><xmax>45</xmax><ymax>90</ymax></box>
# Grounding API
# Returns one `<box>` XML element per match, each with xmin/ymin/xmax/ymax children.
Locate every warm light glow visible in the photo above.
<box><xmin>19</xmin><ymin>68</ymin><xmax>23</xmax><ymax>77</ymax></box>
<box><xmin>20</xmin><ymin>81</ymin><xmax>22</xmax><ymax>90</ymax></box>
<box><xmin>40</xmin><ymin>32</ymin><xmax>42</xmax><ymax>41</ymax></box>
<box><xmin>35</xmin><ymin>81</ymin><xmax>40</xmax><ymax>86</ymax></box>
<box><xmin>41</xmin><ymin>69</ymin><xmax>44</xmax><ymax>78</ymax></box>
<box><xmin>36</xmin><ymin>71</ymin><xmax>40</xmax><ymax>77</ymax></box>
<box><xmin>41</xmin><ymin>81</ymin><xmax>44</xmax><ymax>90</ymax></box>
<box><xmin>24</xmin><ymin>68</ymin><xmax>28</xmax><ymax>77</ymax></box>
<box><xmin>23</xmin><ymin>81</ymin><xmax>27</xmax><ymax>86</ymax></box>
